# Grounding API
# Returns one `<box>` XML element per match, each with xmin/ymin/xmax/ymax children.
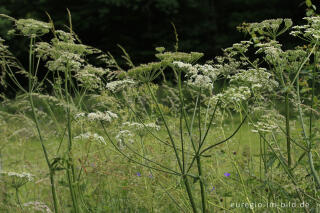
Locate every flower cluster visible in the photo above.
<box><xmin>230</xmin><ymin>68</ymin><xmax>278</xmax><ymax>94</ymax></box>
<box><xmin>127</xmin><ymin>61</ymin><xmax>167</xmax><ymax>82</ymax></box>
<box><xmin>215</xmin><ymin>86</ymin><xmax>251</xmax><ymax>109</ymax></box>
<box><xmin>34</xmin><ymin>31</ymin><xmax>109</xmax><ymax>91</ymax></box>
<box><xmin>0</xmin><ymin>171</ymin><xmax>33</xmax><ymax>188</ymax></box>
<box><xmin>74</xmin><ymin>132</ymin><xmax>106</xmax><ymax>144</ymax></box>
<box><xmin>173</xmin><ymin>61</ymin><xmax>219</xmax><ymax>89</ymax></box>
<box><xmin>155</xmin><ymin>51</ymin><xmax>203</xmax><ymax>63</ymax></box>
<box><xmin>106</xmin><ymin>79</ymin><xmax>136</xmax><ymax>92</ymax></box>
<box><xmin>290</xmin><ymin>16</ymin><xmax>320</xmax><ymax>41</ymax></box>
<box><xmin>75</xmin><ymin>111</ymin><xmax>118</xmax><ymax>123</ymax></box>
<box><xmin>239</xmin><ymin>18</ymin><xmax>292</xmax><ymax>41</ymax></box>
<box><xmin>255</xmin><ymin>40</ymin><xmax>283</xmax><ymax>64</ymax></box>
<box><xmin>122</xmin><ymin>122</ymin><xmax>160</xmax><ymax>137</ymax></box>
<box><xmin>75</xmin><ymin>65</ymin><xmax>106</xmax><ymax>90</ymax></box>
<box><xmin>250</xmin><ymin>109</ymin><xmax>284</xmax><ymax>133</ymax></box>
<box><xmin>23</xmin><ymin>201</ymin><xmax>52</xmax><ymax>213</ymax></box>
<box><xmin>115</xmin><ymin>130</ymin><xmax>134</xmax><ymax>149</ymax></box>
<box><xmin>224</xmin><ymin>41</ymin><xmax>253</xmax><ymax>57</ymax></box>
<box><xmin>10</xmin><ymin>18</ymin><xmax>51</xmax><ymax>37</ymax></box>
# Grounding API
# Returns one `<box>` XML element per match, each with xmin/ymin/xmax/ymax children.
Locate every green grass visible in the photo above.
<box><xmin>0</xmin><ymin>108</ymin><xmax>274</xmax><ymax>213</ymax></box>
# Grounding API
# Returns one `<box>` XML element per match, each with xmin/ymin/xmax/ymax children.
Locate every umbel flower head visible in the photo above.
<box><xmin>229</xmin><ymin>68</ymin><xmax>278</xmax><ymax>95</ymax></box>
<box><xmin>122</xmin><ymin>122</ymin><xmax>160</xmax><ymax>137</ymax></box>
<box><xmin>0</xmin><ymin>171</ymin><xmax>34</xmax><ymax>189</ymax></box>
<box><xmin>106</xmin><ymin>79</ymin><xmax>136</xmax><ymax>92</ymax></box>
<box><xmin>75</xmin><ymin>111</ymin><xmax>118</xmax><ymax>123</ymax></box>
<box><xmin>74</xmin><ymin>132</ymin><xmax>106</xmax><ymax>144</ymax></box>
<box><xmin>24</xmin><ymin>201</ymin><xmax>52</xmax><ymax>213</ymax></box>
<box><xmin>0</xmin><ymin>15</ymin><xmax>52</xmax><ymax>37</ymax></box>
<box><xmin>238</xmin><ymin>18</ymin><xmax>292</xmax><ymax>41</ymax></box>
<box><xmin>127</xmin><ymin>61</ymin><xmax>167</xmax><ymax>82</ymax></box>
<box><xmin>290</xmin><ymin>16</ymin><xmax>320</xmax><ymax>41</ymax></box>
<box><xmin>155</xmin><ymin>51</ymin><xmax>203</xmax><ymax>64</ymax></box>
<box><xmin>173</xmin><ymin>61</ymin><xmax>220</xmax><ymax>90</ymax></box>
<box><xmin>115</xmin><ymin>130</ymin><xmax>134</xmax><ymax>150</ymax></box>
<box><xmin>34</xmin><ymin>29</ymin><xmax>110</xmax><ymax>91</ymax></box>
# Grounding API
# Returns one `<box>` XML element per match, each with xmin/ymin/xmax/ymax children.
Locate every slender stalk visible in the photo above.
<box><xmin>180</xmin><ymin>106</ymin><xmax>185</xmax><ymax>173</ymax></box>
<box><xmin>296</xmin><ymin>76</ymin><xmax>320</xmax><ymax>189</ymax></box>
<box><xmin>146</xmin><ymin>82</ymin><xmax>183</xmax><ymax>172</ymax></box>
<box><xmin>28</xmin><ymin>37</ymin><xmax>59</xmax><ymax>213</ymax></box>
<box><xmin>285</xmin><ymin>91</ymin><xmax>291</xmax><ymax>167</ymax></box>
<box><xmin>196</xmin><ymin>156</ymin><xmax>206</xmax><ymax>213</ymax></box>
<box><xmin>183</xmin><ymin>175</ymin><xmax>198</xmax><ymax>213</ymax></box>
<box><xmin>15</xmin><ymin>188</ymin><xmax>23</xmax><ymax>210</ymax></box>
<box><xmin>196</xmin><ymin>88</ymin><xmax>206</xmax><ymax>213</ymax></box>
<box><xmin>309</xmin><ymin>49</ymin><xmax>317</xmax><ymax>139</ymax></box>
<box><xmin>64</xmin><ymin>64</ymin><xmax>79</xmax><ymax>213</ymax></box>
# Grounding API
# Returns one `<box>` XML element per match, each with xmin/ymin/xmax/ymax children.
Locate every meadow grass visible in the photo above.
<box><xmin>0</xmin><ymin>107</ymin><xmax>291</xmax><ymax>212</ymax></box>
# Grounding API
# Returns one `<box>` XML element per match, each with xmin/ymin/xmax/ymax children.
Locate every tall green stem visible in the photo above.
<box><xmin>183</xmin><ymin>175</ymin><xmax>198</xmax><ymax>213</ymax></box>
<box><xmin>296</xmin><ymin>75</ymin><xmax>320</xmax><ymax>189</ymax></box>
<box><xmin>285</xmin><ymin>91</ymin><xmax>291</xmax><ymax>167</ymax></box>
<box><xmin>197</xmin><ymin>88</ymin><xmax>206</xmax><ymax>213</ymax></box>
<box><xmin>64</xmin><ymin>64</ymin><xmax>79</xmax><ymax>213</ymax></box>
<box><xmin>15</xmin><ymin>188</ymin><xmax>22</xmax><ymax>210</ymax></box>
<box><xmin>196</xmin><ymin>156</ymin><xmax>206</xmax><ymax>213</ymax></box>
<box><xmin>28</xmin><ymin>37</ymin><xmax>59</xmax><ymax>213</ymax></box>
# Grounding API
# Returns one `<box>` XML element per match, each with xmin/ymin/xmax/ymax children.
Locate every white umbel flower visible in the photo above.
<box><xmin>74</xmin><ymin>132</ymin><xmax>106</xmax><ymax>144</ymax></box>
<box><xmin>106</xmin><ymin>79</ymin><xmax>136</xmax><ymax>92</ymax></box>
<box><xmin>87</xmin><ymin>111</ymin><xmax>118</xmax><ymax>122</ymax></box>
<box><xmin>0</xmin><ymin>171</ymin><xmax>34</xmax><ymax>188</ymax></box>
<box><xmin>173</xmin><ymin>61</ymin><xmax>219</xmax><ymax>89</ymax></box>
<box><xmin>24</xmin><ymin>201</ymin><xmax>52</xmax><ymax>213</ymax></box>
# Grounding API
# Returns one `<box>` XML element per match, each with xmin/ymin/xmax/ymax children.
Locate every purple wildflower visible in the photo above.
<box><xmin>137</xmin><ymin>172</ymin><xmax>141</xmax><ymax>177</ymax></box>
<box><xmin>210</xmin><ymin>186</ymin><xmax>215</xmax><ymax>192</ymax></box>
<box><xmin>224</xmin><ymin>172</ymin><xmax>230</xmax><ymax>177</ymax></box>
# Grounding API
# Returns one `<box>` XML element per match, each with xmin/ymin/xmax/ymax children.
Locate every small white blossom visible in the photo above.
<box><xmin>215</xmin><ymin>86</ymin><xmax>251</xmax><ymax>110</ymax></box>
<box><xmin>87</xmin><ymin>111</ymin><xmax>118</xmax><ymax>122</ymax></box>
<box><xmin>250</xmin><ymin>109</ymin><xmax>284</xmax><ymax>133</ymax></box>
<box><xmin>106</xmin><ymin>79</ymin><xmax>136</xmax><ymax>92</ymax></box>
<box><xmin>14</xmin><ymin>18</ymin><xmax>51</xmax><ymax>37</ymax></box>
<box><xmin>24</xmin><ymin>201</ymin><xmax>52</xmax><ymax>213</ymax></box>
<box><xmin>230</xmin><ymin>68</ymin><xmax>278</xmax><ymax>93</ymax></box>
<box><xmin>0</xmin><ymin>171</ymin><xmax>34</xmax><ymax>188</ymax></box>
<box><xmin>115</xmin><ymin>130</ymin><xmax>134</xmax><ymax>149</ymax></box>
<box><xmin>74</xmin><ymin>112</ymin><xmax>86</xmax><ymax>119</ymax></box>
<box><xmin>74</xmin><ymin>132</ymin><xmax>106</xmax><ymax>144</ymax></box>
<box><xmin>173</xmin><ymin>61</ymin><xmax>219</xmax><ymax>89</ymax></box>
<box><xmin>122</xmin><ymin>122</ymin><xmax>160</xmax><ymax>136</ymax></box>
<box><xmin>290</xmin><ymin>17</ymin><xmax>320</xmax><ymax>41</ymax></box>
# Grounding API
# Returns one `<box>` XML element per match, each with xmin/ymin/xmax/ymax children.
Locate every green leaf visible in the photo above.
<box><xmin>306</xmin><ymin>0</ymin><xmax>312</xmax><ymax>7</ymax></box>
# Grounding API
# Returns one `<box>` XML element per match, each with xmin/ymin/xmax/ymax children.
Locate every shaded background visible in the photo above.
<box><xmin>0</xmin><ymin>0</ymin><xmax>312</xmax><ymax>64</ymax></box>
